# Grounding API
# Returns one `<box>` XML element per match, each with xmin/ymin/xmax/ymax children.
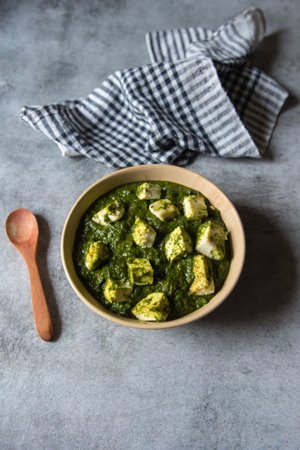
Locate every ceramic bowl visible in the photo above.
<box><xmin>61</xmin><ymin>164</ymin><xmax>245</xmax><ymax>329</ymax></box>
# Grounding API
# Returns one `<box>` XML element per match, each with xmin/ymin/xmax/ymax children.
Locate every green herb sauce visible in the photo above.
<box><xmin>73</xmin><ymin>181</ymin><xmax>231</xmax><ymax>320</ymax></box>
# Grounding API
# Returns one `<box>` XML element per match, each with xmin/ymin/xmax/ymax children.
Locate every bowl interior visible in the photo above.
<box><xmin>61</xmin><ymin>165</ymin><xmax>245</xmax><ymax>329</ymax></box>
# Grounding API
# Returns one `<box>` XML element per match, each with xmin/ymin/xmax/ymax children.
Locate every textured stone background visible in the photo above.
<box><xmin>1</xmin><ymin>0</ymin><xmax>299</xmax><ymax>449</ymax></box>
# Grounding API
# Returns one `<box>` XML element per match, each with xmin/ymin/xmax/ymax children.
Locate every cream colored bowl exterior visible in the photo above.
<box><xmin>61</xmin><ymin>165</ymin><xmax>245</xmax><ymax>329</ymax></box>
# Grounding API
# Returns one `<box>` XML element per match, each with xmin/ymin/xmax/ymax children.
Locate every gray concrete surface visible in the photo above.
<box><xmin>1</xmin><ymin>0</ymin><xmax>299</xmax><ymax>449</ymax></box>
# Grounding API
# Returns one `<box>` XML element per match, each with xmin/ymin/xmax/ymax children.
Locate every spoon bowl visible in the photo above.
<box><xmin>6</xmin><ymin>209</ymin><xmax>53</xmax><ymax>341</ymax></box>
<box><xmin>6</xmin><ymin>208</ymin><xmax>38</xmax><ymax>248</ymax></box>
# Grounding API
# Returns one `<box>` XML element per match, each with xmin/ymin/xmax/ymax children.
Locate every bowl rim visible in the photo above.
<box><xmin>61</xmin><ymin>164</ymin><xmax>245</xmax><ymax>329</ymax></box>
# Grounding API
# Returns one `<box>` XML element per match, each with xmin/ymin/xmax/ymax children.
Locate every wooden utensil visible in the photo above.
<box><xmin>5</xmin><ymin>209</ymin><xmax>53</xmax><ymax>341</ymax></box>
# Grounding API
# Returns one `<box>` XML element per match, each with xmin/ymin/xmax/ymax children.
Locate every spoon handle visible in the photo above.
<box><xmin>27</xmin><ymin>258</ymin><xmax>53</xmax><ymax>341</ymax></box>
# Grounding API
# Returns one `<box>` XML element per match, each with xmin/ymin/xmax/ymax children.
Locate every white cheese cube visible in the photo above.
<box><xmin>104</xmin><ymin>279</ymin><xmax>133</xmax><ymax>303</ymax></box>
<box><xmin>195</xmin><ymin>220</ymin><xmax>227</xmax><ymax>260</ymax></box>
<box><xmin>85</xmin><ymin>241</ymin><xmax>109</xmax><ymax>270</ymax></box>
<box><xmin>128</xmin><ymin>258</ymin><xmax>154</xmax><ymax>285</ymax></box>
<box><xmin>165</xmin><ymin>226</ymin><xmax>193</xmax><ymax>262</ymax></box>
<box><xmin>183</xmin><ymin>195</ymin><xmax>208</xmax><ymax>221</ymax></box>
<box><xmin>132</xmin><ymin>217</ymin><xmax>156</xmax><ymax>248</ymax></box>
<box><xmin>149</xmin><ymin>199</ymin><xmax>179</xmax><ymax>222</ymax></box>
<box><xmin>136</xmin><ymin>182</ymin><xmax>161</xmax><ymax>200</ymax></box>
<box><xmin>189</xmin><ymin>255</ymin><xmax>215</xmax><ymax>295</ymax></box>
<box><xmin>92</xmin><ymin>201</ymin><xmax>125</xmax><ymax>226</ymax></box>
<box><xmin>131</xmin><ymin>292</ymin><xmax>170</xmax><ymax>321</ymax></box>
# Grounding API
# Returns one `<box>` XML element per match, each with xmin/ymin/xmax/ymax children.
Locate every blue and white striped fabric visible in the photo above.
<box><xmin>21</xmin><ymin>8</ymin><xmax>288</xmax><ymax>167</ymax></box>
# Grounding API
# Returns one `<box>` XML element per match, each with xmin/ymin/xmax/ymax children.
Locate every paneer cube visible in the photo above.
<box><xmin>195</xmin><ymin>220</ymin><xmax>227</xmax><ymax>260</ymax></box>
<box><xmin>85</xmin><ymin>240</ymin><xmax>110</xmax><ymax>270</ymax></box>
<box><xmin>131</xmin><ymin>292</ymin><xmax>170</xmax><ymax>321</ymax></box>
<box><xmin>104</xmin><ymin>279</ymin><xmax>133</xmax><ymax>303</ymax></box>
<box><xmin>183</xmin><ymin>195</ymin><xmax>208</xmax><ymax>221</ymax></box>
<box><xmin>189</xmin><ymin>255</ymin><xmax>215</xmax><ymax>295</ymax></box>
<box><xmin>92</xmin><ymin>200</ymin><xmax>125</xmax><ymax>226</ymax></box>
<box><xmin>149</xmin><ymin>199</ymin><xmax>179</xmax><ymax>222</ymax></box>
<box><xmin>128</xmin><ymin>258</ymin><xmax>154</xmax><ymax>285</ymax></box>
<box><xmin>165</xmin><ymin>226</ymin><xmax>193</xmax><ymax>262</ymax></box>
<box><xmin>132</xmin><ymin>217</ymin><xmax>156</xmax><ymax>248</ymax></box>
<box><xmin>136</xmin><ymin>182</ymin><xmax>161</xmax><ymax>200</ymax></box>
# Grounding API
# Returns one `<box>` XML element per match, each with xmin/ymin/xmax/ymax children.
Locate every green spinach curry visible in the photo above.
<box><xmin>73</xmin><ymin>181</ymin><xmax>231</xmax><ymax>321</ymax></box>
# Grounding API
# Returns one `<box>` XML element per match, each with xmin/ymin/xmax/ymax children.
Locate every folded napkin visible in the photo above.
<box><xmin>21</xmin><ymin>8</ymin><xmax>288</xmax><ymax>167</ymax></box>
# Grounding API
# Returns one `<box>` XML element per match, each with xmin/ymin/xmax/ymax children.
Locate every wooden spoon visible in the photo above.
<box><xmin>5</xmin><ymin>209</ymin><xmax>53</xmax><ymax>341</ymax></box>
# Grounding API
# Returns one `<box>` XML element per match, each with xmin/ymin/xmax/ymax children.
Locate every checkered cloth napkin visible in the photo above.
<box><xmin>21</xmin><ymin>8</ymin><xmax>288</xmax><ymax>167</ymax></box>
